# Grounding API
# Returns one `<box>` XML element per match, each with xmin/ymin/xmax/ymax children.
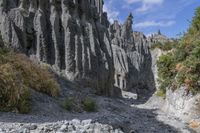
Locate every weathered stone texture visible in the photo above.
<box><xmin>109</xmin><ymin>14</ymin><xmax>155</xmax><ymax>97</ymax></box>
<box><xmin>0</xmin><ymin>0</ymin><xmax>114</xmax><ymax>96</ymax></box>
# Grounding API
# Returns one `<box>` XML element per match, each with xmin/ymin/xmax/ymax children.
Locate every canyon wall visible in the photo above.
<box><xmin>109</xmin><ymin>14</ymin><xmax>155</xmax><ymax>97</ymax></box>
<box><xmin>0</xmin><ymin>0</ymin><xmax>114</xmax><ymax>96</ymax></box>
<box><xmin>0</xmin><ymin>0</ymin><xmax>156</xmax><ymax>98</ymax></box>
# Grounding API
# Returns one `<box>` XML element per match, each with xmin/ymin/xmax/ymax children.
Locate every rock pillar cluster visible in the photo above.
<box><xmin>109</xmin><ymin>14</ymin><xmax>155</xmax><ymax>96</ymax></box>
<box><xmin>0</xmin><ymin>1</ymin><xmax>156</xmax><ymax>97</ymax></box>
<box><xmin>0</xmin><ymin>0</ymin><xmax>114</xmax><ymax>96</ymax></box>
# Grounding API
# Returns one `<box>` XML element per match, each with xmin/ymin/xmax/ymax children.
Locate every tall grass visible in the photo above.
<box><xmin>0</xmin><ymin>47</ymin><xmax>59</xmax><ymax>113</ymax></box>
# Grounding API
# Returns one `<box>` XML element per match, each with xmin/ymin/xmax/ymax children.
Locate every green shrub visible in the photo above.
<box><xmin>157</xmin><ymin>7</ymin><xmax>200</xmax><ymax>96</ymax></box>
<box><xmin>156</xmin><ymin>89</ymin><xmax>166</xmax><ymax>98</ymax></box>
<box><xmin>151</xmin><ymin>40</ymin><xmax>178</xmax><ymax>51</ymax></box>
<box><xmin>157</xmin><ymin>53</ymin><xmax>175</xmax><ymax>75</ymax></box>
<box><xmin>63</xmin><ymin>98</ymin><xmax>74</xmax><ymax>111</ymax></box>
<box><xmin>63</xmin><ymin>97</ymin><xmax>81</xmax><ymax>112</ymax></box>
<box><xmin>82</xmin><ymin>98</ymin><xmax>97</xmax><ymax>112</ymax></box>
<box><xmin>189</xmin><ymin>7</ymin><xmax>200</xmax><ymax>35</ymax></box>
<box><xmin>63</xmin><ymin>97</ymin><xmax>97</xmax><ymax>112</ymax></box>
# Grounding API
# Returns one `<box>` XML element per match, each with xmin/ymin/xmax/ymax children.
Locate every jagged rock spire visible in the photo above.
<box><xmin>109</xmin><ymin>13</ymin><xmax>154</xmax><ymax>95</ymax></box>
<box><xmin>121</xmin><ymin>13</ymin><xmax>134</xmax><ymax>50</ymax></box>
<box><xmin>128</xmin><ymin>13</ymin><xmax>133</xmax><ymax>21</ymax></box>
<box><xmin>126</xmin><ymin>12</ymin><xmax>133</xmax><ymax>26</ymax></box>
<box><xmin>158</xmin><ymin>29</ymin><xmax>161</xmax><ymax>35</ymax></box>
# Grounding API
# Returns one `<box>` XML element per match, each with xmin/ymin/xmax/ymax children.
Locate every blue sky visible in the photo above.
<box><xmin>103</xmin><ymin>0</ymin><xmax>200</xmax><ymax>38</ymax></box>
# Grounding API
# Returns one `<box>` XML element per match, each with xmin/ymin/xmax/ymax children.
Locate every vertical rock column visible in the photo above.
<box><xmin>50</xmin><ymin>0</ymin><xmax>62</xmax><ymax>69</ymax></box>
<box><xmin>61</xmin><ymin>0</ymin><xmax>76</xmax><ymax>79</ymax></box>
<box><xmin>34</xmin><ymin>0</ymin><xmax>49</xmax><ymax>63</ymax></box>
<box><xmin>110</xmin><ymin>14</ymin><xmax>155</xmax><ymax>97</ymax></box>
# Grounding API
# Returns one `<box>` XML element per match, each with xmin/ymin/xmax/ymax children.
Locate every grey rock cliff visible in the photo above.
<box><xmin>150</xmin><ymin>48</ymin><xmax>165</xmax><ymax>90</ymax></box>
<box><xmin>109</xmin><ymin>14</ymin><xmax>155</xmax><ymax>97</ymax></box>
<box><xmin>163</xmin><ymin>87</ymin><xmax>200</xmax><ymax>122</ymax></box>
<box><xmin>0</xmin><ymin>0</ymin><xmax>114</xmax><ymax>96</ymax></box>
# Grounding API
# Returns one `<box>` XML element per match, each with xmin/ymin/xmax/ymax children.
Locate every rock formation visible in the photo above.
<box><xmin>109</xmin><ymin>14</ymin><xmax>155</xmax><ymax>97</ymax></box>
<box><xmin>148</xmin><ymin>30</ymin><xmax>173</xmax><ymax>45</ymax></box>
<box><xmin>0</xmin><ymin>0</ymin><xmax>156</xmax><ymax>98</ymax></box>
<box><xmin>163</xmin><ymin>87</ymin><xmax>200</xmax><ymax>122</ymax></box>
<box><xmin>0</xmin><ymin>0</ymin><xmax>114</xmax><ymax>96</ymax></box>
<box><xmin>150</xmin><ymin>48</ymin><xmax>164</xmax><ymax>89</ymax></box>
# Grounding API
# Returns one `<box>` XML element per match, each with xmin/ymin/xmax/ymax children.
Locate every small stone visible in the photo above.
<box><xmin>0</xmin><ymin>128</ymin><xmax>4</xmax><ymax>133</ymax></box>
<box><xmin>20</xmin><ymin>123</ymin><xmax>24</xmax><ymax>127</ymax></box>
<box><xmin>82</xmin><ymin>119</ymin><xmax>92</xmax><ymax>125</ymax></box>
<box><xmin>68</xmin><ymin>125</ymin><xmax>75</xmax><ymax>132</ymax></box>
<box><xmin>72</xmin><ymin>119</ymin><xmax>81</xmax><ymax>126</ymax></box>
<box><xmin>86</xmin><ymin>129</ymin><xmax>94</xmax><ymax>133</ymax></box>
<box><xmin>60</xmin><ymin>124</ymin><xmax>67</xmax><ymax>131</ymax></box>
<box><xmin>114</xmin><ymin>129</ymin><xmax>120</xmax><ymax>133</ymax></box>
<box><xmin>64</xmin><ymin>121</ymin><xmax>69</xmax><ymax>125</ymax></box>
<box><xmin>44</xmin><ymin>127</ymin><xmax>53</xmax><ymax>132</ymax></box>
<box><xmin>29</xmin><ymin>125</ymin><xmax>37</xmax><ymax>130</ymax></box>
<box><xmin>19</xmin><ymin>128</ymin><xmax>30</xmax><ymax>133</ymax></box>
<box><xmin>129</xmin><ymin>129</ymin><xmax>138</xmax><ymax>133</ymax></box>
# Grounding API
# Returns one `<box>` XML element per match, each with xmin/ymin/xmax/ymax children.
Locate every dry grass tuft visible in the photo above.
<box><xmin>0</xmin><ymin>48</ymin><xmax>59</xmax><ymax>113</ymax></box>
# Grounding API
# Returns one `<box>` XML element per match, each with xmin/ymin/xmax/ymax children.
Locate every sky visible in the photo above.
<box><xmin>103</xmin><ymin>0</ymin><xmax>200</xmax><ymax>38</ymax></box>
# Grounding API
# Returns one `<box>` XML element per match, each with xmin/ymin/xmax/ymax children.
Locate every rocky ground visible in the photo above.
<box><xmin>0</xmin><ymin>77</ymin><xmax>197</xmax><ymax>133</ymax></box>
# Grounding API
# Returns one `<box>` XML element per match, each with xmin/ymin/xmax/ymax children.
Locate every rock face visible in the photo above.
<box><xmin>163</xmin><ymin>87</ymin><xmax>200</xmax><ymax>122</ymax></box>
<box><xmin>150</xmin><ymin>48</ymin><xmax>165</xmax><ymax>89</ymax></box>
<box><xmin>0</xmin><ymin>0</ymin><xmax>114</xmax><ymax>96</ymax></box>
<box><xmin>109</xmin><ymin>14</ymin><xmax>155</xmax><ymax>97</ymax></box>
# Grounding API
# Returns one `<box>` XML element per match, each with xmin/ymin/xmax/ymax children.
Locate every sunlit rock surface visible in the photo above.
<box><xmin>0</xmin><ymin>0</ymin><xmax>114</xmax><ymax>96</ymax></box>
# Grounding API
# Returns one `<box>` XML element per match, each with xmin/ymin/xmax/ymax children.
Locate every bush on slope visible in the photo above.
<box><xmin>0</xmin><ymin>39</ymin><xmax>59</xmax><ymax>113</ymax></box>
<box><xmin>157</xmin><ymin>7</ymin><xmax>200</xmax><ymax>96</ymax></box>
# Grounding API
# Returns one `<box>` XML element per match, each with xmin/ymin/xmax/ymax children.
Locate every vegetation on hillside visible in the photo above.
<box><xmin>151</xmin><ymin>40</ymin><xmax>178</xmax><ymax>51</ymax></box>
<box><xmin>0</xmin><ymin>39</ymin><xmax>59</xmax><ymax>113</ymax></box>
<box><xmin>157</xmin><ymin>7</ymin><xmax>200</xmax><ymax>96</ymax></box>
<box><xmin>63</xmin><ymin>96</ymin><xmax>97</xmax><ymax>112</ymax></box>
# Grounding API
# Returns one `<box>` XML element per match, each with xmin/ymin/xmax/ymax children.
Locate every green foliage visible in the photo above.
<box><xmin>151</xmin><ymin>40</ymin><xmax>178</xmax><ymax>51</ymax></box>
<box><xmin>189</xmin><ymin>7</ymin><xmax>200</xmax><ymax>35</ymax></box>
<box><xmin>63</xmin><ymin>97</ymin><xmax>97</xmax><ymax>112</ymax></box>
<box><xmin>156</xmin><ymin>89</ymin><xmax>166</xmax><ymax>98</ymax></box>
<box><xmin>63</xmin><ymin>97</ymin><xmax>81</xmax><ymax>112</ymax></box>
<box><xmin>157</xmin><ymin>53</ymin><xmax>177</xmax><ymax>91</ymax></box>
<box><xmin>63</xmin><ymin>98</ymin><xmax>74</xmax><ymax>111</ymax></box>
<box><xmin>82</xmin><ymin>98</ymin><xmax>97</xmax><ymax>112</ymax></box>
<box><xmin>157</xmin><ymin>7</ymin><xmax>200</xmax><ymax>96</ymax></box>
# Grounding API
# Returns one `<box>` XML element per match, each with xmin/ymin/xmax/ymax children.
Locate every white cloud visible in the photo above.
<box><xmin>135</xmin><ymin>4</ymin><xmax>149</xmax><ymax>12</ymax></box>
<box><xmin>103</xmin><ymin>1</ymin><xmax>119</xmax><ymax>23</ymax></box>
<box><xmin>134</xmin><ymin>20</ymin><xmax>176</xmax><ymax>28</ymax></box>
<box><xmin>124</xmin><ymin>0</ymin><xmax>164</xmax><ymax>12</ymax></box>
<box><xmin>143</xmin><ymin>0</ymin><xmax>163</xmax><ymax>4</ymax></box>
<box><xmin>125</xmin><ymin>0</ymin><xmax>163</xmax><ymax>4</ymax></box>
<box><xmin>125</xmin><ymin>0</ymin><xmax>141</xmax><ymax>4</ymax></box>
